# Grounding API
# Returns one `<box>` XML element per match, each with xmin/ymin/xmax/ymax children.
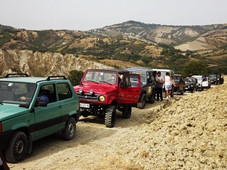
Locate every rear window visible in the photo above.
<box><xmin>57</xmin><ymin>83</ymin><xmax>72</xmax><ymax>100</ymax></box>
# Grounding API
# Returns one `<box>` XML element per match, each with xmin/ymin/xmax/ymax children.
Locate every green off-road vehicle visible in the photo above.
<box><xmin>0</xmin><ymin>73</ymin><xmax>80</xmax><ymax>163</ymax></box>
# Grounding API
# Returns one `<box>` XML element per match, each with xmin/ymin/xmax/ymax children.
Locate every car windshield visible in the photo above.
<box><xmin>83</xmin><ymin>71</ymin><xmax>117</xmax><ymax>84</ymax></box>
<box><xmin>173</xmin><ymin>76</ymin><xmax>180</xmax><ymax>82</ymax></box>
<box><xmin>209</xmin><ymin>75</ymin><xmax>216</xmax><ymax>79</ymax></box>
<box><xmin>185</xmin><ymin>78</ymin><xmax>192</xmax><ymax>82</ymax></box>
<box><xmin>0</xmin><ymin>81</ymin><xmax>36</xmax><ymax>104</ymax></box>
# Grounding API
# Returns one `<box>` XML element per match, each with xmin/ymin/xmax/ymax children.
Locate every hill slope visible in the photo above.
<box><xmin>1</xmin><ymin>21</ymin><xmax>227</xmax><ymax>75</ymax></box>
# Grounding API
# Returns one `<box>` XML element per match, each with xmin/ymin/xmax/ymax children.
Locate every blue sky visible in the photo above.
<box><xmin>1</xmin><ymin>0</ymin><xmax>227</xmax><ymax>31</ymax></box>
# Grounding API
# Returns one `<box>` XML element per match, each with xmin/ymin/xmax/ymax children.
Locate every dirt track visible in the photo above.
<box><xmin>8</xmin><ymin>80</ymin><xmax>227</xmax><ymax>170</ymax></box>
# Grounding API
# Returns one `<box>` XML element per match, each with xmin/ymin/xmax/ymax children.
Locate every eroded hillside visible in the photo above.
<box><xmin>0</xmin><ymin>49</ymin><xmax>112</xmax><ymax>76</ymax></box>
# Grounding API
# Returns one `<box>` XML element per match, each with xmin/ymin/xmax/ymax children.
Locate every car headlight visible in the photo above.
<box><xmin>98</xmin><ymin>95</ymin><xmax>105</xmax><ymax>102</ymax></box>
<box><xmin>89</xmin><ymin>89</ymin><xmax>94</xmax><ymax>95</ymax></box>
<box><xmin>79</xmin><ymin>88</ymin><xmax>84</xmax><ymax>94</ymax></box>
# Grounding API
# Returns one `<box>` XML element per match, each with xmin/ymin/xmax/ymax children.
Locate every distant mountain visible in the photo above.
<box><xmin>0</xmin><ymin>24</ymin><xmax>14</xmax><ymax>29</ymax></box>
<box><xmin>87</xmin><ymin>20</ymin><xmax>227</xmax><ymax>51</ymax></box>
<box><xmin>0</xmin><ymin>21</ymin><xmax>227</xmax><ymax>76</ymax></box>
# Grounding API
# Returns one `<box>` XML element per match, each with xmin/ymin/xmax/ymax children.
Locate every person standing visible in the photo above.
<box><xmin>156</xmin><ymin>71</ymin><xmax>164</xmax><ymax>101</ymax></box>
<box><xmin>164</xmin><ymin>72</ymin><xmax>175</xmax><ymax>99</ymax></box>
<box><xmin>0</xmin><ymin>151</ymin><xmax>10</xmax><ymax>170</ymax></box>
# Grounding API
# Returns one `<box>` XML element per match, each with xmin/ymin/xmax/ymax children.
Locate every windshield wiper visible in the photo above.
<box><xmin>99</xmin><ymin>81</ymin><xmax>111</xmax><ymax>84</ymax></box>
<box><xmin>85</xmin><ymin>80</ymin><xmax>98</xmax><ymax>84</ymax></box>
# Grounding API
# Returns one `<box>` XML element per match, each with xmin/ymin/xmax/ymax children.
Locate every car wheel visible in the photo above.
<box><xmin>105</xmin><ymin>105</ymin><xmax>116</xmax><ymax>128</ymax></box>
<box><xmin>62</xmin><ymin>117</ymin><xmax>76</xmax><ymax>141</ymax></box>
<box><xmin>148</xmin><ymin>91</ymin><xmax>155</xmax><ymax>104</ymax></box>
<box><xmin>122</xmin><ymin>105</ymin><xmax>132</xmax><ymax>119</ymax></box>
<box><xmin>138</xmin><ymin>94</ymin><xmax>146</xmax><ymax>109</ymax></box>
<box><xmin>5</xmin><ymin>131</ymin><xmax>28</xmax><ymax>163</ymax></box>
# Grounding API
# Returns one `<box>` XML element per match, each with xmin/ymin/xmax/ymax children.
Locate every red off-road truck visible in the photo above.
<box><xmin>74</xmin><ymin>69</ymin><xmax>141</xmax><ymax>127</ymax></box>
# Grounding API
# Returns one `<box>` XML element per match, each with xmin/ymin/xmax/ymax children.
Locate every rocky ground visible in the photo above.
<box><xmin>8</xmin><ymin>79</ymin><xmax>227</xmax><ymax>170</ymax></box>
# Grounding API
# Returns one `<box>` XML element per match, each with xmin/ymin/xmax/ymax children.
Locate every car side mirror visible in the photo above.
<box><xmin>35</xmin><ymin>102</ymin><xmax>48</xmax><ymax>107</ymax></box>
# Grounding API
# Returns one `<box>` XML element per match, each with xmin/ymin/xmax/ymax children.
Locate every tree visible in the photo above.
<box><xmin>183</xmin><ymin>61</ymin><xmax>207</xmax><ymax>76</ymax></box>
<box><xmin>68</xmin><ymin>70</ymin><xmax>84</xmax><ymax>86</ymax></box>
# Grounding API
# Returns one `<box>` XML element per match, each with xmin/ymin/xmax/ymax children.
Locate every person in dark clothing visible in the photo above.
<box><xmin>156</xmin><ymin>71</ymin><xmax>164</xmax><ymax>101</ymax></box>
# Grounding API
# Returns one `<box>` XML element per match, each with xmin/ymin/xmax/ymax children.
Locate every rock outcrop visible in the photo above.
<box><xmin>0</xmin><ymin>49</ymin><xmax>112</xmax><ymax>77</ymax></box>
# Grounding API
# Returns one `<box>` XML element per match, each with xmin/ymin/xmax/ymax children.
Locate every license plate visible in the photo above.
<box><xmin>80</xmin><ymin>103</ymin><xmax>90</xmax><ymax>108</ymax></box>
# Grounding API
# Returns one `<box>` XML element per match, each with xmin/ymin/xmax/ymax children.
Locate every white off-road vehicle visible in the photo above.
<box><xmin>192</xmin><ymin>75</ymin><xmax>211</xmax><ymax>90</ymax></box>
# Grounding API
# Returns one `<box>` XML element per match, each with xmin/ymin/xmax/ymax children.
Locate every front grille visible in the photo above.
<box><xmin>77</xmin><ymin>93</ymin><xmax>99</xmax><ymax>101</ymax></box>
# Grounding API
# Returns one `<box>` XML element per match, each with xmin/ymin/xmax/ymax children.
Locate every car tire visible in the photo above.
<box><xmin>122</xmin><ymin>105</ymin><xmax>132</xmax><ymax>119</ymax></box>
<box><xmin>5</xmin><ymin>131</ymin><xmax>28</xmax><ymax>163</ymax></box>
<box><xmin>27</xmin><ymin>135</ymin><xmax>33</xmax><ymax>155</ymax></box>
<box><xmin>62</xmin><ymin>117</ymin><xmax>76</xmax><ymax>141</ymax></box>
<box><xmin>105</xmin><ymin>105</ymin><xmax>116</xmax><ymax>128</ymax></box>
<box><xmin>138</xmin><ymin>94</ymin><xmax>146</xmax><ymax>109</ymax></box>
<box><xmin>148</xmin><ymin>91</ymin><xmax>155</xmax><ymax>104</ymax></box>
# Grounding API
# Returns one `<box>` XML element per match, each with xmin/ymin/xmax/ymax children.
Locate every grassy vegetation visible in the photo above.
<box><xmin>0</xmin><ymin>29</ymin><xmax>11</xmax><ymax>46</ymax></box>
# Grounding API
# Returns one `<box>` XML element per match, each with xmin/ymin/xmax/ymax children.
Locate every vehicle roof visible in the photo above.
<box><xmin>185</xmin><ymin>76</ymin><xmax>196</xmax><ymax>79</ymax></box>
<box><xmin>151</xmin><ymin>68</ymin><xmax>174</xmax><ymax>72</ymax></box>
<box><xmin>86</xmin><ymin>68</ymin><xmax>129</xmax><ymax>74</ymax></box>
<box><xmin>174</xmin><ymin>74</ymin><xmax>182</xmax><ymax>76</ymax></box>
<box><xmin>125</xmin><ymin>67</ymin><xmax>153</xmax><ymax>72</ymax></box>
<box><xmin>0</xmin><ymin>76</ymin><xmax>68</xmax><ymax>83</ymax></box>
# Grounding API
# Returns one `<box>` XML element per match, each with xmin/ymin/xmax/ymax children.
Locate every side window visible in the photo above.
<box><xmin>57</xmin><ymin>83</ymin><xmax>72</xmax><ymax>100</ymax></box>
<box><xmin>122</xmin><ymin>74</ymin><xmax>131</xmax><ymax>87</ymax></box>
<box><xmin>39</xmin><ymin>84</ymin><xmax>56</xmax><ymax>103</ymax></box>
<box><xmin>129</xmin><ymin>75</ymin><xmax>139</xmax><ymax>87</ymax></box>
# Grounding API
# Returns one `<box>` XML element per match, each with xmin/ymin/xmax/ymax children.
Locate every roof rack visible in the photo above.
<box><xmin>5</xmin><ymin>73</ymin><xmax>29</xmax><ymax>78</ymax></box>
<box><xmin>46</xmin><ymin>75</ymin><xmax>67</xmax><ymax>81</ymax></box>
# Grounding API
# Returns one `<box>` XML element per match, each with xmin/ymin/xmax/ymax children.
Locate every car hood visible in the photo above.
<box><xmin>185</xmin><ymin>82</ymin><xmax>193</xmax><ymax>85</ymax></box>
<box><xmin>74</xmin><ymin>83</ymin><xmax>117</xmax><ymax>94</ymax></box>
<box><xmin>0</xmin><ymin>104</ymin><xmax>28</xmax><ymax>121</ymax></box>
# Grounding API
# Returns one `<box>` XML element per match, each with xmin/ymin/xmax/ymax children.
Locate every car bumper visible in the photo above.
<box><xmin>79</xmin><ymin>102</ymin><xmax>107</xmax><ymax>116</ymax></box>
<box><xmin>185</xmin><ymin>85</ymin><xmax>195</xmax><ymax>91</ymax></box>
<box><xmin>0</xmin><ymin>130</ymin><xmax>14</xmax><ymax>150</ymax></box>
